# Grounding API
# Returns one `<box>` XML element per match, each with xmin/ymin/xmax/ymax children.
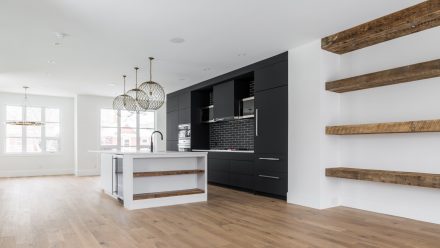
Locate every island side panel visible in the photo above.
<box><xmin>100</xmin><ymin>153</ymin><xmax>113</xmax><ymax>195</ymax></box>
<box><xmin>122</xmin><ymin>156</ymin><xmax>134</xmax><ymax>209</ymax></box>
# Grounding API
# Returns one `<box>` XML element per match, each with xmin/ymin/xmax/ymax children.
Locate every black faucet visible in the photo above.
<box><xmin>150</xmin><ymin>131</ymin><xmax>163</xmax><ymax>152</ymax></box>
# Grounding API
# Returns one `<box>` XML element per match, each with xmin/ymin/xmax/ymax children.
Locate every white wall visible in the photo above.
<box><xmin>288</xmin><ymin>27</ymin><xmax>440</xmax><ymax>224</ymax></box>
<box><xmin>75</xmin><ymin>95</ymin><xmax>167</xmax><ymax>176</ymax></box>
<box><xmin>337</xmin><ymin>27</ymin><xmax>440</xmax><ymax>224</ymax></box>
<box><xmin>288</xmin><ymin>41</ymin><xmax>341</xmax><ymax>209</ymax></box>
<box><xmin>0</xmin><ymin>92</ymin><xmax>75</xmax><ymax>177</ymax></box>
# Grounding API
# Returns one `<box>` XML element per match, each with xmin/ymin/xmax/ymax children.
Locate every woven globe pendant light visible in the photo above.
<box><xmin>113</xmin><ymin>75</ymin><xmax>138</xmax><ymax>111</ymax></box>
<box><xmin>139</xmin><ymin>57</ymin><xmax>165</xmax><ymax>110</ymax></box>
<box><xmin>126</xmin><ymin>67</ymin><xmax>149</xmax><ymax>111</ymax></box>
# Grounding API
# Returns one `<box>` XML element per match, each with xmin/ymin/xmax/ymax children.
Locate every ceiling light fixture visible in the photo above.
<box><xmin>113</xmin><ymin>75</ymin><xmax>138</xmax><ymax>111</ymax></box>
<box><xmin>170</xmin><ymin>37</ymin><xmax>185</xmax><ymax>44</ymax></box>
<box><xmin>126</xmin><ymin>67</ymin><xmax>149</xmax><ymax>111</ymax></box>
<box><xmin>139</xmin><ymin>57</ymin><xmax>165</xmax><ymax>110</ymax></box>
<box><xmin>6</xmin><ymin>87</ymin><xmax>44</xmax><ymax>126</ymax></box>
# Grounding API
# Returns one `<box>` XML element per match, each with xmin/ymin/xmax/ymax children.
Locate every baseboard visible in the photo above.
<box><xmin>0</xmin><ymin>168</ymin><xmax>74</xmax><ymax>178</ymax></box>
<box><xmin>75</xmin><ymin>168</ymin><xmax>100</xmax><ymax>176</ymax></box>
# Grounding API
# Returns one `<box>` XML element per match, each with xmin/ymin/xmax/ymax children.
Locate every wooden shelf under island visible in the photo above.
<box><xmin>133</xmin><ymin>169</ymin><xmax>205</xmax><ymax>177</ymax></box>
<box><xmin>133</xmin><ymin>188</ymin><xmax>205</xmax><ymax>200</ymax></box>
<box><xmin>326</xmin><ymin>119</ymin><xmax>440</xmax><ymax>135</ymax></box>
<box><xmin>326</xmin><ymin>167</ymin><xmax>440</xmax><ymax>189</ymax></box>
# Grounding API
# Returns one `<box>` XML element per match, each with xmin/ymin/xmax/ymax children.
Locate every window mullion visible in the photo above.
<box><xmin>136</xmin><ymin>111</ymin><xmax>140</xmax><ymax>151</ymax></box>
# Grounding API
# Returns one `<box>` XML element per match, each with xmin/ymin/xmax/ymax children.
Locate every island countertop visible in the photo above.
<box><xmin>90</xmin><ymin>150</ymin><xmax>207</xmax><ymax>158</ymax></box>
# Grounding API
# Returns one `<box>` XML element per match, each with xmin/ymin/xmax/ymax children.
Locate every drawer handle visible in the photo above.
<box><xmin>258</xmin><ymin>174</ymin><xmax>280</xmax><ymax>180</ymax></box>
<box><xmin>259</xmin><ymin>157</ymin><xmax>280</xmax><ymax>161</ymax></box>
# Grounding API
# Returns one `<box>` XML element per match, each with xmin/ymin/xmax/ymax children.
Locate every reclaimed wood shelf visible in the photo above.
<box><xmin>326</xmin><ymin>167</ymin><xmax>440</xmax><ymax>189</ymax></box>
<box><xmin>326</xmin><ymin>119</ymin><xmax>440</xmax><ymax>135</ymax></box>
<box><xmin>326</xmin><ymin>59</ymin><xmax>440</xmax><ymax>93</ymax></box>
<box><xmin>133</xmin><ymin>170</ymin><xmax>205</xmax><ymax>177</ymax></box>
<box><xmin>321</xmin><ymin>0</ymin><xmax>440</xmax><ymax>54</ymax></box>
<box><xmin>133</xmin><ymin>188</ymin><xmax>204</xmax><ymax>200</ymax></box>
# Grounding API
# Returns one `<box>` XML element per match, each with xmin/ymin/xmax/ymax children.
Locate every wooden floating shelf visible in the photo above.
<box><xmin>326</xmin><ymin>59</ymin><xmax>440</xmax><ymax>93</ymax></box>
<box><xmin>133</xmin><ymin>169</ymin><xmax>205</xmax><ymax>177</ymax></box>
<box><xmin>326</xmin><ymin>167</ymin><xmax>440</xmax><ymax>189</ymax></box>
<box><xmin>133</xmin><ymin>188</ymin><xmax>204</xmax><ymax>200</ymax></box>
<box><xmin>321</xmin><ymin>0</ymin><xmax>440</xmax><ymax>54</ymax></box>
<box><xmin>326</xmin><ymin>119</ymin><xmax>440</xmax><ymax>135</ymax></box>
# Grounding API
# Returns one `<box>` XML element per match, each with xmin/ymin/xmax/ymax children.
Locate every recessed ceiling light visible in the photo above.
<box><xmin>170</xmin><ymin>37</ymin><xmax>185</xmax><ymax>44</ymax></box>
<box><xmin>203</xmin><ymin>67</ymin><xmax>211</xmax><ymax>71</ymax></box>
<box><xmin>54</xmin><ymin>32</ymin><xmax>68</xmax><ymax>39</ymax></box>
<box><xmin>179</xmin><ymin>78</ymin><xmax>186</xmax><ymax>81</ymax></box>
<box><xmin>107</xmin><ymin>83</ymin><xmax>116</xmax><ymax>87</ymax></box>
<box><xmin>54</xmin><ymin>42</ymin><xmax>62</xmax><ymax>46</ymax></box>
<box><xmin>47</xmin><ymin>59</ymin><xmax>56</xmax><ymax>64</ymax></box>
<box><xmin>237</xmin><ymin>53</ymin><xmax>247</xmax><ymax>57</ymax></box>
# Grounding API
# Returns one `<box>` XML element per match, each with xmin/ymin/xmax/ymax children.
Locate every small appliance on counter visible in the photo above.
<box><xmin>178</xmin><ymin>124</ymin><xmax>191</xmax><ymax>151</ymax></box>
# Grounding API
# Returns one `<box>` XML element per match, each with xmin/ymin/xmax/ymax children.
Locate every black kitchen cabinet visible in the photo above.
<box><xmin>179</xmin><ymin>92</ymin><xmax>191</xmax><ymax>110</ymax></box>
<box><xmin>207</xmin><ymin>153</ymin><xmax>254</xmax><ymax>190</ymax></box>
<box><xmin>213</xmin><ymin>81</ymin><xmax>235</xmax><ymax>121</ymax></box>
<box><xmin>255</xmin><ymin>86</ymin><xmax>288</xmax><ymax>155</ymax></box>
<box><xmin>178</xmin><ymin>107</ymin><xmax>191</xmax><ymax>124</ymax></box>
<box><xmin>208</xmin><ymin>158</ymin><xmax>230</xmax><ymax>185</ymax></box>
<box><xmin>254</xmin><ymin>60</ymin><xmax>288</xmax><ymax>92</ymax></box>
<box><xmin>167</xmin><ymin>95</ymin><xmax>179</xmax><ymax>112</ymax></box>
<box><xmin>254</xmin><ymin>170</ymin><xmax>287</xmax><ymax>196</ymax></box>
<box><xmin>166</xmin><ymin>111</ymin><xmax>178</xmax><ymax>141</ymax></box>
<box><xmin>166</xmin><ymin>140</ymin><xmax>178</xmax><ymax>151</ymax></box>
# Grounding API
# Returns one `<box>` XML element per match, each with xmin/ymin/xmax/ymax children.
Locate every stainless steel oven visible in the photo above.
<box><xmin>178</xmin><ymin>124</ymin><xmax>191</xmax><ymax>152</ymax></box>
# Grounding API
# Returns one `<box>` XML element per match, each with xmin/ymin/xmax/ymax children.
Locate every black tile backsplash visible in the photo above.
<box><xmin>209</xmin><ymin>118</ymin><xmax>254</xmax><ymax>150</ymax></box>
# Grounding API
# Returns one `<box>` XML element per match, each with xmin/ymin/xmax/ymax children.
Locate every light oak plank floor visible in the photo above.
<box><xmin>0</xmin><ymin>176</ymin><xmax>439</xmax><ymax>248</ymax></box>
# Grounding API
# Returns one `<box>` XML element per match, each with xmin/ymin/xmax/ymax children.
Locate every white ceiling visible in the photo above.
<box><xmin>0</xmin><ymin>0</ymin><xmax>422</xmax><ymax>97</ymax></box>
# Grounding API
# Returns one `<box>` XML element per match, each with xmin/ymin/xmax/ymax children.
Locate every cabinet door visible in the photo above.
<box><xmin>254</xmin><ymin>170</ymin><xmax>287</xmax><ymax>197</ymax></box>
<box><xmin>178</xmin><ymin>108</ymin><xmax>191</xmax><ymax>124</ymax></box>
<box><xmin>208</xmin><ymin>159</ymin><xmax>230</xmax><ymax>185</ymax></box>
<box><xmin>166</xmin><ymin>140</ymin><xmax>178</xmax><ymax>151</ymax></box>
<box><xmin>213</xmin><ymin>81</ymin><xmax>235</xmax><ymax>121</ymax></box>
<box><xmin>166</xmin><ymin>111</ymin><xmax>178</xmax><ymax>141</ymax></box>
<box><xmin>255</xmin><ymin>86</ymin><xmax>288</xmax><ymax>155</ymax></box>
<box><xmin>167</xmin><ymin>95</ymin><xmax>179</xmax><ymax>112</ymax></box>
<box><xmin>254</xmin><ymin>60</ymin><xmax>288</xmax><ymax>92</ymax></box>
<box><xmin>178</xmin><ymin>92</ymin><xmax>191</xmax><ymax>110</ymax></box>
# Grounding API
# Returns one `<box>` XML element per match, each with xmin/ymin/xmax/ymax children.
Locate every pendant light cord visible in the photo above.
<box><xmin>149</xmin><ymin>57</ymin><xmax>154</xmax><ymax>82</ymax></box>
<box><xmin>123</xmin><ymin>75</ymin><xmax>127</xmax><ymax>93</ymax></box>
<box><xmin>134</xmin><ymin>67</ymin><xmax>139</xmax><ymax>87</ymax></box>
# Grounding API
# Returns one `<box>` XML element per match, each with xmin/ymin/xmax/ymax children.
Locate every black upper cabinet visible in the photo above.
<box><xmin>213</xmin><ymin>81</ymin><xmax>235</xmax><ymax>121</ymax></box>
<box><xmin>255</xmin><ymin>86</ymin><xmax>288</xmax><ymax>155</ymax></box>
<box><xmin>254</xmin><ymin>60</ymin><xmax>288</xmax><ymax>92</ymax></box>
<box><xmin>178</xmin><ymin>107</ymin><xmax>191</xmax><ymax>124</ymax></box>
<box><xmin>166</xmin><ymin>111</ymin><xmax>178</xmax><ymax>141</ymax></box>
<box><xmin>178</xmin><ymin>92</ymin><xmax>191</xmax><ymax>110</ymax></box>
<box><xmin>167</xmin><ymin>95</ymin><xmax>179</xmax><ymax>112</ymax></box>
<box><xmin>166</xmin><ymin>140</ymin><xmax>178</xmax><ymax>151</ymax></box>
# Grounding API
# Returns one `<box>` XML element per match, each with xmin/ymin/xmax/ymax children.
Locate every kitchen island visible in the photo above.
<box><xmin>93</xmin><ymin>151</ymin><xmax>207</xmax><ymax>210</ymax></box>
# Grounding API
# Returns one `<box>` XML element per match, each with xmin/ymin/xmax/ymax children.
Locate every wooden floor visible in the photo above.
<box><xmin>1</xmin><ymin>176</ymin><xmax>440</xmax><ymax>248</ymax></box>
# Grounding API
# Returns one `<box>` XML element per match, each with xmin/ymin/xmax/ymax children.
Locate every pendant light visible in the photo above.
<box><xmin>6</xmin><ymin>86</ymin><xmax>44</xmax><ymax>126</ymax></box>
<box><xmin>126</xmin><ymin>67</ymin><xmax>149</xmax><ymax>111</ymax></box>
<box><xmin>113</xmin><ymin>75</ymin><xmax>137</xmax><ymax>111</ymax></box>
<box><xmin>139</xmin><ymin>57</ymin><xmax>165</xmax><ymax>110</ymax></box>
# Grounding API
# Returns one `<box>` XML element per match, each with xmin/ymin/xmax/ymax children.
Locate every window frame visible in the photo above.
<box><xmin>4</xmin><ymin>105</ymin><xmax>61</xmax><ymax>155</ymax></box>
<box><xmin>99</xmin><ymin>109</ymin><xmax>156</xmax><ymax>151</ymax></box>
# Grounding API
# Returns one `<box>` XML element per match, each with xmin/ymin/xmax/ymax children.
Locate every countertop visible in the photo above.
<box><xmin>89</xmin><ymin>150</ymin><xmax>208</xmax><ymax>158</ymax></box>
<box><xmin>192</xmin><ymin>149</ymin><xmax>254</xmax><ymax>153</ymax></box>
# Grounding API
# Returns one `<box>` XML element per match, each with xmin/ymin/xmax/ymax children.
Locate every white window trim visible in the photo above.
<box><xmin>3</xmin><ymin>105</ymin><xmax>61</xmax><ymax>155</ymax></box>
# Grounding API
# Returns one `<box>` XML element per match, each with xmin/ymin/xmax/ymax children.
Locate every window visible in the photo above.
<box><xmin>5</xmin><ymin>106</ymin><xmax>60</xmax><ymax>153</ymax></box>
<box><xmin>100</xmin><ymin>109</ymin><xmax>155</xmax><ymax>151</ymax></box>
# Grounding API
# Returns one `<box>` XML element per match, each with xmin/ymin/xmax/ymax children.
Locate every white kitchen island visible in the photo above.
<box><xmin>93</xmin><ymin>151</ymin><xmax>208</xmax><ymax>210</ymax></box>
